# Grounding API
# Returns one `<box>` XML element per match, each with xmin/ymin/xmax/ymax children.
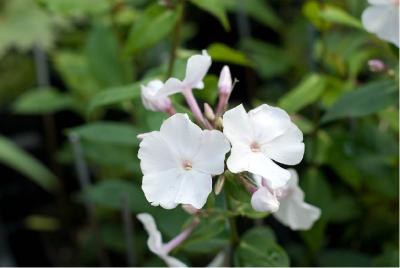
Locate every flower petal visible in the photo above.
<box><xmin>251</xmin><ymin>186</ymin><xmax>280</xmax><ymax>212</ymax></box>
<box><xmin>158</xmin><ymin>77</ymin><xmax>185</xmax><ymax>96</ymax></box>
<box><xmin>362</xmin><ymin>5</ymin><xmax>399</xmax><ymax>47</ymax></box>
<box><xmin>174</xmin><ymin>170</ymin><xmax>212</xmax><ymax>209</ymax></box>
<box><xmin>160</xmin><ymin>114</ymin><xmax>203</xmax><ymax>160</ymax></box>
<box><xmin>223</xmin><ymin>104</ymin><xmax>254</xmax><ymax>145</ymax></box>
<box><xmin>227</xmin><ymin>145</ymin><xmax>290</xmax><ymax>189</ymax></box>
<box><xmin>138</xmin><ymin>131</ymin><xmax>180</xmax><ymax>174</ymax></box>
<box><xmin>142</xmin><ymin>168</ymin><xmax>182</xmax><ymax>209</ymax></box>
<box><xmin>249</xmin><ymin>104</ymin><xmax>292</xmax><ymax>143</ymax></box>
<box><xmin>136</xmin><ymin>213</ymin><xmax>164</xmax><ymax>254</ymax></box>
<box><xmin>273</xmin><ymin>198</ymin><xmax>321</xmax><ymax>230</ymax></box>
<box><xmin>183</xmin><ymin>50</ymin><xmax>211</xmax><ymax>89</ymax></box>
<box><xmin>192</xmin><ymin>130</ymin><xmax>231</xmax><ymax>175</ymax></box>
<box><xmin>162</xmin><ymin>255</ymin><xmax>188</xmax><ymax>267</ymax></box>
<box><xmin>262</xmin><ymin>124</ymin><xmax>305</xmax><ymax>165</ymax></box>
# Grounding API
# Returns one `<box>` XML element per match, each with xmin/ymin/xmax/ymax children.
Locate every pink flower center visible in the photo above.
<box><xmin>182</xmin><ymin>160</ymin><xmax>193</xmax><ymax>170</ymax></box>
<box><xmin>250</xmin><ymin>142</ymin><xmax>261</xmax><ymax>152</ymax></box>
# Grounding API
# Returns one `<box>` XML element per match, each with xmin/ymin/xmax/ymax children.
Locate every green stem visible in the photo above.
<box><xmin>167</xmin><ymin>0</ymin><xmax>185</xmax><ymax>78</ymax></box>
<box><xmin>223</xmin><ymin>189</ymin><xmax>239</xmax><ymax>265</ymax></box>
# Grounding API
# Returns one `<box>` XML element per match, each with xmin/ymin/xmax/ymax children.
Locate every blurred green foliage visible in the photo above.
<box><xmin>0</xmin><ymin>0</ymin><xmax>398</xmax><ymax>266</ymax></box>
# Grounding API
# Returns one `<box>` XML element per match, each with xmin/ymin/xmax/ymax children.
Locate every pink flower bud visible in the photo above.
<box><xmin>218</xmin><ymin>65</ymin><xmax>232</xmax><ymax>96</ymax></box>
<box><xmin>368</xmin><ymin>59</ymin><xmax>386</xmax><ymax>72</ymax></box>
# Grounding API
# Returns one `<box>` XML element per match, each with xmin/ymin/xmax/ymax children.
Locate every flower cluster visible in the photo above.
<box><xmin>137</xmin><ymin>50</ymin><xmax>320</xmax><ymax>266</ymax></box>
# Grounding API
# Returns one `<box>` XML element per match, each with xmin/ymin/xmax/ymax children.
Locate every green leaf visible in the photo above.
<box><xmin>85</xmin><ymin>23</ymin><xmax>127</xmax><ymax>87</ymax></box>
<box><xmin>208</xmin><ymin>43</ymin><xmax>252</xmax><ymax>66</ymax></box>
<box><xmin>235</xmin><ymin>227</ymin><xmax>290</xmax><ymax>267</ymax></box>
<box><xmin>39</xmin><ymin>0</ymin><xmax>111</xmax><ymax>16</ymax></box>
<box><xmin>318</xmin><ymin>5</ymin><xmax>362</xmax><ymax>29</ymax></box>
<box><xmin>0</xmin><ymin>0</ymin><xmax>55</xmax><ymax>57</ymax></box>
<box><xmin>193</xmin><ymin>75</ymin><xmax>219</xmax><ymax>105</ymax></box>
<box><xmin>125</xmin><ymin>4</ymin><xmax>180</xmax><ymax>55</ymax></box>
<box><xmin>279</xmin><ymin>74</ymin><xmax>326</xmax><ymax>113</ymax></box>
<box><xmin>189</xmin><ymin>0</ymin><xmax>230</xmax><ymax>31</ymax></box>
<box><xmin>13</xmin><ymin>88</ymin><xmax>73</xmax><ymax>114</ymax></box>
<box><xmin>0</xmin><ymin>135</ymin><xmax>59</xmax><ymax>193</ymax></box>
<box><xmin>68</xmin><ymin>121</ymin><xmax>139</xmax><ymax>146</ymax></box>
<box><xmin>238</xmin><ymin>0</ymin><xmax>282</xmax><ymax>31</ymax></box>
<box><xmin>321</xmin><ymin>80</ymin><xmax>398</xmax><ymax>123</ymax></box>
<box><xmin>83</xmin><ymin>179</ymin><xmax>148</xmax><ymax>213</ymax></box>
<box><xmin>87</xmin><ymin>83</ymin><xmax>141</xmax><ymax>114</ymax></box>
<box><xmin>318</xmin><ymin>249</ymin><xmax>372</xmax><ymax>266</ymax></box>
<box><xmin>240</xmin><ymin>38</ymin><xmax>292</xmax><ymax>79</ymax></box>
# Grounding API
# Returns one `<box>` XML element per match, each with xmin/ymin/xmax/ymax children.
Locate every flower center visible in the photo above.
<box><xmin>250</xmin><ymin>142</ymin><xmax>261</xmax><ymax>152</ymax></box>
<box><xmin>182</xmin><ymin>160</ymin><xmax>193</xmax><ymax>170</ymax></box>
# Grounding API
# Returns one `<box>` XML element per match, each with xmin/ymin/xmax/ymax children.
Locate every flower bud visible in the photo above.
<box><xmin>368</xmin><ymin>59</ymin><xmax>385</xmax><ymax>72</ymax></box>
<box><xmin>141</xmin><ymin>80</ymin><xmax>173</xmax><ymax>113</ymax></box>
<box><xmin>218</xmin><ymin>65</ymin><xmax>232</xmax><ymax>96</ymax></box>
<box><xmin>204</xmin><ymin>103</ymin><xmax>215</xmax><ymax>121</ymax></box>
<box><xmin>214</xmin><ymin>175</ymin><xmax>225</xmax><ymax>195</ymax></box>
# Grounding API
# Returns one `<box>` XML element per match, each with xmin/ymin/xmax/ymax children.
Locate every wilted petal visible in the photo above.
<box><xmin>174</xmin><ymin>170</ymin><xmax>212</xmax><ymax>209</ymax></box>
<box><xmin>263</xmin><ymin>124</ymin><xmax>305</xmax><ymax>165</ymax></box>
<box><xmin>183</xmin><ymin>50</ymin><xmax>211</xmax><ymax>89</ymax></box>
<box><xmin>251</xmin><ymin>186</ymin><xmax>280</xmax><ymax>212</ymax></box>
<box><xmin>192</xmin><ymin>130</ymin><xmax>231</xmax><ymax>175</ymax></box>
<box><xmin>362</xmin><ymin>5</ymin><xmax>399</xmax><ymax>47</ymax></box>
<box><xmin>223</xmin><ymin>104</ymin><xmax>254</xmax><ymax>145</ymax></box>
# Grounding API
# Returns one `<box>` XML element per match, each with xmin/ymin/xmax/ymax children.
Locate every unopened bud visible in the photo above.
<box><xmin>218</xmin><ymin>65</ymin><xmax>232</xmax><ymax>96</ymax></box>
<box><xmin>182</xmin><ymin>204</ymin><xmax>199</xmax><ymax>215</ymax></box>
<box><xmin>204</xmin><ymin>103</ymin><xmax>215</xmax><ymax>121</ymax></box>
<box><xmin>215</xmin><ymin>117</ymin><xmax>223</xmax><ymax>129</ymax></box>
<box><xmin>368</xmin><ymin>59</ymin><xmax>386</xmax><ymax>72</ymax></box>
<box><xmin>141</xmin><ymin>80</ymin><xmax>173</xmax><ymax>113</ymax></box>
<box><xmin>214</xmin><ymin>175</ymin><xmax>225</xmax><ymax>195</ymax></box>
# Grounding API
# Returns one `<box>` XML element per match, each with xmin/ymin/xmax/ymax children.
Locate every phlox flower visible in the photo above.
<box><xmin>141</xmin><ymin>80</ymin><xmax>174</xmax><ymax>114</ymax></box>
<box><xmin>223</xmin><ymin>104</ymin><xmax>304</xmax><ymax>189</ymax></box>
<box><xmin>158</xmin><ymin>50</ymin><xmax>211</xmax><ymax>96</ymax></box>
<box><xmin>138</xmin><ymin>113</ymin><xmax>230</xmax><ymax>209</ymax></box>
<box><xmin>362</xmin><ymin>0</ymin><xmax>399</xmax><ymax>47</ymax></box>
<box><xmin>251</xmin><ymin>169</ymin><xmax>321</xmax><ymax>230</ymax></box>
<box><xmin>137</xmin><ymin>213</ymin><xmax>188</xmax><ymax>267</ymax></box>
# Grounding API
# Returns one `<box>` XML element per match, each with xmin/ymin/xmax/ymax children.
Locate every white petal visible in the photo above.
<box><xmin>262</xmin><ymin>124</ymin><xmax>305</xmax><ymax>165</ymax></box>
<box><xmin>251</xmin><ymin>186</ymin><xmax>280</xmax><ymax>212</ymax></box>
<box><xmin>192</xmin><ymin>130</ymin><xmax>231</xmax><ymax>175</ymax></box>
<box><xmin>174</xmin><ymin>170</ymin><xmax>212</xmax><ymax>209</ymax></box>
<box><xmin>137</xmin><ymin>213</ymin><xmax>188</xmax><ymax>267</ymax></box>
<box><xmin>142</xmin><ymin>168</ymin><xmax>182</xmax><ymax>209</ymax></box>
<box><xmin>194</xmin><ymin>81</ymin><xmax>204</xmax><ymax>89</ymax></box>
<box><xmin>368</xmin><ymin>0</ymin><xmax>392</xmax><ymax>5</ymax></box>
<box><xmin>160</xmin><ymin>114</ymin><xmax>203</xmax><ymax>160</ymax></box>
<box><xmin>227</xmin><ymin>145</ymin><xmax>290</xmax><ymax>188</ymax></box>
<box><xmin>183</xmin><ymin>51</ymin><xmax>211</xmax><ymax>89</ymax></box>
<box><xmin>362</xmin><ymin>5</ymin><xmax>399</xmax><ymax>47</ymax></box>
<box><xmin>273</xmin><ymin>198</ymin><xmax>321</xmax><ymax>230</ymax></box>
<box><xmin>207</xmin><ymin>251</ymin><xmax>226</xmax><ymax>267</ymax></box>
<box><xmin>223</xmin><ymin>104</ymin><xmax>254</xmax><ymax>145</ymax></box>
<box><xmin>162</xmin><ymin>256</ymin><xmax>188</xmax><ymax>267</ymax></box>
<box><xmin>141</xmin><ymin>80</ymin><xmax>172</xmax><ymax>112</ymax></box>
<box><xmin>158</xmin><ymin>77</ymin><xmax>185</xmax><ymax>96</ymax></box>
<box><xmin>136</xmin><ymin>213</ymin><xmax>164</xmax><ymax>254</ymax></box>
<box><xmin>138</xmin><ymin>131</ymin><xmax>180</xmax><ymax>175</ymax></box>
<box><xmin>249</xmin><ymin>104</ymin><xmax>292</xmax><ymax>143</ymax></box>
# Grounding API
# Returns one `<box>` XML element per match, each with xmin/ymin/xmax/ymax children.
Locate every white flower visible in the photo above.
<box><xmin>141</xmin><ymin>80</ymin><xmax>173</xmax><ymax>112</ymax></box>
<box><xmin>223</xmin><ymin>104</ymin><xmax>304</xmax><ymax>189</ymax></box>
<box><xmin>251</xmin><ymin>170</ymin><xmax>321</xmax><ymax>230</ymax></box>
<box><xmin>158</xmin><ymin>50</ymin><xmax>211</xmax><ymax>96</ymax></box>
<box><xmin>362</xmin><ymin>0</ymin><xmax>399</xmax><ymax>47</ymax></box>
<box><xmin>137</xmin><ymin>213</ymin><xmax>187</xmax><ymax>267</ymax></box>
<box><xmin>273</xmin><ymin>169</ymin><xmax>321</xmax><ymax>230</ymax></box>
<box><xmin>138</xmin><ymin>113</ymin><xmax>230</xmax><ymax>209</ymax></box>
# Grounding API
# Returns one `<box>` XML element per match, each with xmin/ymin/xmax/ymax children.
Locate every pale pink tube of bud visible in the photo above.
<box><xmin>163</xmin><ymin>218</ymin><xmax>200</xmax><ymax>254</ymax></box>
<box><xmin>182</xmin><ymin>88</ymin><xmax>212</xmax><ymax>129</ymax></box>
<box><xmin>368</xmin><ymin>59</ymin><xmax>386</xmax><ymax>72</ymax></box>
